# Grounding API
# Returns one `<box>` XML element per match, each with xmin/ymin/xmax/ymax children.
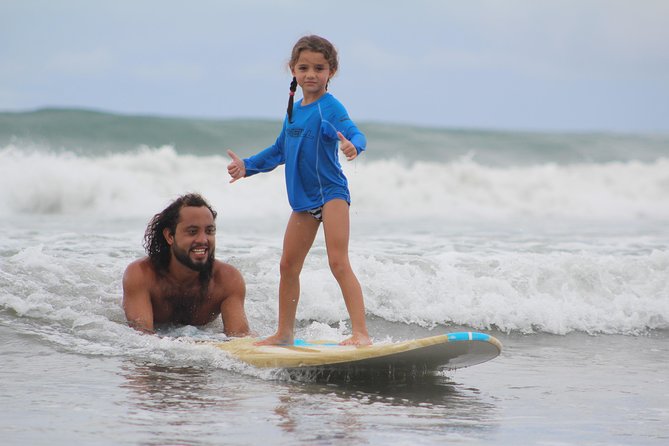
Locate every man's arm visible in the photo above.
<box><xmin>122</xmin><ymin>260</ymin><xmax>155</xmax><ymax>333</ymax></box>
<box><xmin>219</xmin><ymin>265</ymin><xmax>250</xmax><ymax>337</ymax></box>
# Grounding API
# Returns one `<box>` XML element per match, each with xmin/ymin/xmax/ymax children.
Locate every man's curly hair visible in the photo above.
<box><xmin>143</xmin><ymin>193</ymin><xmax>217</xmax><ymax>274</ymax></box>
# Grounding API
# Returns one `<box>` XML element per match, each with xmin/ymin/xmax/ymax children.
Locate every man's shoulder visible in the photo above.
<box><xmin>211</xmin><ymin>260</ymin><xmax>245</xmax><ymax>296</ymax></box>
<box><xmin>212</xmin><ymin>259</ymin><xmax>242</xmax><ymax>279</ymax></box>
<box><xmin>123</xmin><ymin>257</ymin><xmax>157</xmax><ymax>283</ymax></box>
<box><xmin>125</xmin><ymin>256</ymin><xmax>152</xmax><ymax>271</ymax></box>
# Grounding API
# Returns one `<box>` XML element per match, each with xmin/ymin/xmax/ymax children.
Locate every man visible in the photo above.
<box><xmin>123</xmin><ymin>193</ymin><xmax>250</xmax><ymax>336</ymax></box>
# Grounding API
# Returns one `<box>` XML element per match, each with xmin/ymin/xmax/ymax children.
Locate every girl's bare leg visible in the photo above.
<box><xmin>255</xmin><ymin>211</ymin><xmax>319</xmax><ymax>345</ymax></box>
<box><xmin>322</xmin><ymin>199</ymin><xmax>371</xmax><ymax>346</ymax></box>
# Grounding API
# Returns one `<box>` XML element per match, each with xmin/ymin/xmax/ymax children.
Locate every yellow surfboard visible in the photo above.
<box><xmin>212</xmin><ymin>332</ymin><xmax>501</xmax><ymax>373</ymax></box>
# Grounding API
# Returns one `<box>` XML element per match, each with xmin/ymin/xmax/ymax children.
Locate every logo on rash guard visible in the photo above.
<box><xmin>287</xmin><ymin>128</ymin><xmax>315</xmax><ymax>139</ymax></box>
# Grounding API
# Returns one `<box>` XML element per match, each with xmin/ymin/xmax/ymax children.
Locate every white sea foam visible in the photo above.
<box><xmin>1</xmin><ymin>143</ymin><xmax>668</xmax><ymax>343</ymax></box>
<box><xmin>1</xmin><ymin>215</ymin><xmax>667</xmax><ymax>340</ymax></box>
<box><xmin>2</xmin><ymin>145</ymin><xmax>669</xmax><ymax>223</ymax></box>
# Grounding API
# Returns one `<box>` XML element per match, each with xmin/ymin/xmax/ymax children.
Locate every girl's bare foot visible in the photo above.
<box><xmin>339</xmin><ymin>333</ymin><xmax>372</xmax><ymax>346</ymax></box>
<box><xmin>253</xmin><ymin>333</ymin><xmax>294</xmax><ymax>346</ymax></box>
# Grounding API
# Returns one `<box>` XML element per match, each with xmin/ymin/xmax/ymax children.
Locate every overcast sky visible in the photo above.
<box><xmin>2</xmin><ymin>0</ymin><xmax>668</xmax><ymax>133</ymax></box>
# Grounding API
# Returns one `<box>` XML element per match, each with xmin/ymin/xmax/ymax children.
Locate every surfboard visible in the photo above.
<box><xmin>211</xmin><ymin>332</ymin><xmax>501</xmax><ymax>376</ymax></box>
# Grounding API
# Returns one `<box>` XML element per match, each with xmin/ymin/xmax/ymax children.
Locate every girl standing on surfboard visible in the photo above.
<box><xmin>226</xmin><ymin>35</ymin><xmax>371</xmax><ymax>346</ymax></box>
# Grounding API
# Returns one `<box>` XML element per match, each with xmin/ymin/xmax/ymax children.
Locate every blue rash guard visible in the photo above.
<box><xmin>243</xmin><ymin>93</ymin><xmax>366</xmax><ymax>212</ymax></box>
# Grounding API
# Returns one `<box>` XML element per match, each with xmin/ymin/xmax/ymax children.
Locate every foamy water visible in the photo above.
<box><xmin>1</xmin><ymin>146</ymin><xmax>667</xmax><ymax>340</ymax></box>
<box><xmin>2</xmin><ymin>145</ymin><xmax>669</xmax><ymax>222</ymax></box>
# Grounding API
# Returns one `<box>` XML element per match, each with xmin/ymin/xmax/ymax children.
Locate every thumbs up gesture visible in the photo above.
<box><xmin>227</xmin><ymin>150</ymin><xmax>246</xmax><ymax>183</ymax></box>
<box><xmin>338</xmin><ymin>132</ymin><xmax>358</xmax><ymax>161</ymax></box>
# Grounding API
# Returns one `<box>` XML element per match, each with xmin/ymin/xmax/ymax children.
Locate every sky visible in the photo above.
<box><xmin>2</xmin><ymin>0</ymin><xmax>668</xmax><ymax>133</ymax></box>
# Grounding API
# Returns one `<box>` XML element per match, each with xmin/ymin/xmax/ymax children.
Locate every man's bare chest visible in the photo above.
<box><xmin>151</xmin><ymin>280</ymin><xmax>220</xmax><ymax>325</ymax></box>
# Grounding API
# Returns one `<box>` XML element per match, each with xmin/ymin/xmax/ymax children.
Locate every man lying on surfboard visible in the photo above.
<box><xmin>122</xmin><ymin>193</ymin><xmax>251</xmax><ymax>336</ymax></box>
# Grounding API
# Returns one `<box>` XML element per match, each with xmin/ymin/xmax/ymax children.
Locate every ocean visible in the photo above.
<box><xmin>1</xmin><ymin>108</ymin><xmax>668</xmax><ymax>445</ymax></box>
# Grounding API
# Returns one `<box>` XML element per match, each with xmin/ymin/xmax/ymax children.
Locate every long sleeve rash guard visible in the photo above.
<box><xmin>243</xmin><ymin>93</ymin><xmax>366</xmax><ymax>212</ymax></box>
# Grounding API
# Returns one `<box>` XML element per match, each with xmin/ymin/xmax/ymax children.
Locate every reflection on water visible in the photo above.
<box><xmin>274</xmin><ymin>362</ymin><xmax>439</xmax><ymax>384</ymax></box>
<box><xmin>269</xmin><ymin>371</ymin><xmax>499</xmax><ymax>443</ymax></box>
<box><xmin>120</xmin><ymin>362</ymin><xmax>223</xmax><ymax>413</ymax></box>
<box><xmin>119</xmin><ymin>360</ymin><xmax>498</xmax><ymax>444</ymax></box>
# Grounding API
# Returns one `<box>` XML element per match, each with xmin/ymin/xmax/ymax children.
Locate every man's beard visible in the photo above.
<box><xmin>172</xmin><ymin>244</ymin><xmax>214</xmax><ymax>275</ymax></box>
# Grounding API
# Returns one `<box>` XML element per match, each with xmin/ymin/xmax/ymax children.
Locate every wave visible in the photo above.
<box><xmin>354</xmin><ymin>248</ymin><xmax>669</xmax><ymax>335</ymax></box>
<box><xmin>2</xmin><ymin>108</ymin><xmax>668</xmax><ymax>164</ymax></box>
<box><xmin>1</xmin><ymin>234</ymin><xmax>667</xmax><ymax>339</ymax></box>
<box><xmin>2</xmin><ymin>134</ymin><xmax>667</xmax><ymax>357</ymax></box>
<box><xmin>1</xmin><ymin>145</ymin><xmax>668</xmax><ymax>222</ymax></box>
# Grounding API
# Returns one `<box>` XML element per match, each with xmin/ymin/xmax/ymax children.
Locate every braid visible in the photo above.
<box><xmin>286</xmin><ymin>76</ymin><xmax>297</xmax><ymax>123</ymax></box>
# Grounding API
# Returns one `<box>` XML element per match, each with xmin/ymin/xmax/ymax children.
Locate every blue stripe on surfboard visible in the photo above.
<box><xmin>447</xmin><ymin>332</ymin><xmax>490</xmax><ymax>342</ymax></box>
<box><xmin>293</xmin><ymin>339</ymin><xmax>338</xmax><ymax>347</ymax></box>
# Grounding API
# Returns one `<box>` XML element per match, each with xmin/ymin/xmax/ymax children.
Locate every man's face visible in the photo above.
<box><xmin>167</xmin><ymin>206</ymin><xmax>216</xmax><ymax>272</ymax></box>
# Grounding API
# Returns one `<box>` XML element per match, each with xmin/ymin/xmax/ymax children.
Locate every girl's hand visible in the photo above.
<box><xmin>337</xmin><ymin>132</ymin><xmax>358</xmax><ymax>161</ymax></box>
<box><xmin>227</xmin><ymin>150</ymin><xmax>246</xmax><ymax>183</ymax></box>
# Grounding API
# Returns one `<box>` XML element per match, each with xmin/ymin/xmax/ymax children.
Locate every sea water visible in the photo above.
<box><xmin>1</xmin><ymin>109</ymin><xmax>668</xmax><ymax>445</ymax></box>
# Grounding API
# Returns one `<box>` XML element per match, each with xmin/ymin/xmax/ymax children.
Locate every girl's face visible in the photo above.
<box><xmin>291</xmin><ymin>50</ymin><xmax>334</xmax><ymax>103</ymax></box>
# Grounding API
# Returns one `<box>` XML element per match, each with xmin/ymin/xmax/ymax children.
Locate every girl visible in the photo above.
<box><xmin>227</xmin><ymin>35</ymin><xmax>371</xmax><ymax>346</ymax></box>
